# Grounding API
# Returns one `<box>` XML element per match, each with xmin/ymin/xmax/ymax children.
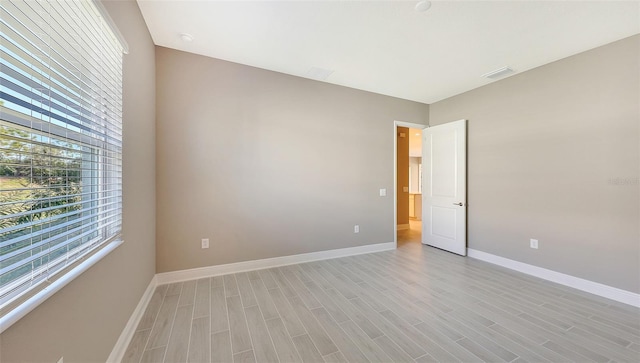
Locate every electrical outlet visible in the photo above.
<box><xmin>201</xmin><ymin>238</ymin><xmax>209</xmax><ymax>249</ymax></box>
<box><xmin>530</xmin><ymin>239</ymin><xmax>538</xmax><ymax>249</ymax></box>
<box><xmin>354</xmin><ymin>225</ymin><xmax>360</xmax><ymax>233</ymax></box>
<box><xmin>379</xmin><ymin>188</ymin><xmax>386</xmax><ymax>197</ymax></box>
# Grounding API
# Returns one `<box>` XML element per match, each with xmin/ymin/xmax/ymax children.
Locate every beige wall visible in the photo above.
<box><xmin>397</xmin><ymin>127</ymin><xmax>410</xmax><ymax>226</ymax></box>
<box><xmin>430</xmin><ymin>35</ymin><xmax>640</xmax><ymax>293</ymax></box>
<box><xmin>155</xmin><ymin>47</ymin><xmax>429</xmax><ymax>273</ymax></box>
<box><xmin>0</xmin><ymin>1</ymin><xmax>157</xmax><ymax>361</ymax></box>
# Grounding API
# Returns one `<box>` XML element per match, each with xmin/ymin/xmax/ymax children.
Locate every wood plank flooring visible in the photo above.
<box><xmin>123</xmin><ymin>237</ymin><xmax>640</xmax><ymax>362</ymax></box>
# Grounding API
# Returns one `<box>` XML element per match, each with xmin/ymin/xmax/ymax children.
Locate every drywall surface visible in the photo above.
<box><xmin>430</xmin><ymin>35</ymin><xmax>640</xmax><ymax>293</ymax></box>
<box><xmin>0</xmin><ymin>1</ymin><xmax>157</xmax><ymax>361</ymax></box>
<box><xmin>155</xmin><ymin>47</ymin><xmax>428</xmax><ymax>272</ymax></box>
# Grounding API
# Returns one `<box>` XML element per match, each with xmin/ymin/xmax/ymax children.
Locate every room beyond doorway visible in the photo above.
<box><xmin>405</xmin><ymin>128</ymin><xmax>423</xmax><ymax>246</ymax></box>
<box><xmin>394</xmin><ymin>121</ymin><xmax>425</xmax><ymax>248</ymax></box>
<box><xmin>398</xmin><ymin>220</ymin><xmax>422</xmax><ymax>247</ymax></box>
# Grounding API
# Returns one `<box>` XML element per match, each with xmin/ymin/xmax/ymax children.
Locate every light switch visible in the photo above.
<box><xmin>379</xmin><ymin>188</ymin><xmax>386</xmax><ymax>197</ymax></box>
<box><xmin>530</xmin><ymin>239</ymin><xmax>538</xmax><ymax>249</ymax></box>
<box><xmin>403</xmin><ymin>186</ymin><xmax>409</xmax><ymax>193</ymax></box>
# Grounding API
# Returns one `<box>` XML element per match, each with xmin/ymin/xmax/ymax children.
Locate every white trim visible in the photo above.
<box><xmin>92</xmin><ymin>0</ymin><xmax>129</xmax><ymax>54</ymax></box>
<box><xmin>0</xmin><ymin>239</ymin><xmax>123</xmax><ymax>334</ymax></box>
<box><xmin>397</xmin><ymin>224</ymin><xmax>410</xmax><ymax>231</ymax></box>
<box><xmin>467</xmin><ymin>248</ymin><xmax>640</xmax><ymax>308</ymax></box>
<box><xmin>107</xmin><ymin>275</ymin><xmax>158</xmax><ymax>363</ymax></box>
<box><xmin>393</xmin><ymin>120</ymin><xmax>428</xmax><ymax>249</ymax></box>
<box><xmin>156</xmin><ymin>242</ymin><xmax>395</xmax><ymax>285</ymax></box>
<box><xmin>110</xmin><ymin>242</ymin><xmax>394</xmax><ymax>356</ymax></box>
<box><xmin>395</xmin><ymin>120</ymin><xmax>429</xmax><ymax>129</ymax></box>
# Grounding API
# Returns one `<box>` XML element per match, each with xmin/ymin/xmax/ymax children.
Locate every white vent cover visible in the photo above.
<box><xmin>482</xmin><ymin>67</ymin><xmax>515</xmax><ymax>79</ymax></box>
<box><xmin>306</xmin><ymin>67</ymin><xmax>334</xmax><ymax>81</ymax></box>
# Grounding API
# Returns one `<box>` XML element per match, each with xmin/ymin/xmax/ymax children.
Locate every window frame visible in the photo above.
<box><xmin>0</xmin><ymin>0</ymin><xmax>127</xmax><ymax>333</ymax></box>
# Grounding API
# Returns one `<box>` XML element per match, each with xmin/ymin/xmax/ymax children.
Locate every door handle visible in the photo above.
<box><xmin>453</xmin><ymin>202</ymin><xmax>464</xmax><ymax>206</ymax></box>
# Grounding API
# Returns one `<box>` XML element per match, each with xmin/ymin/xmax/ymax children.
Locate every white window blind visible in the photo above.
<box><xmin>0</xmin><ymin>0</ymin><xmax>123</xmax><ymax>313</ymax></box>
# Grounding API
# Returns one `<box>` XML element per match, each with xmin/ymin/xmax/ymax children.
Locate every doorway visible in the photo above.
<box><xmin>394</xmin><ymin>119</ymin><xmax>468</xmax><ymax>255</ymax></box>
<box><xmin>393</xmin><ymin>121</ymin><xmax>427</xmax><ymax>249</ymax></box>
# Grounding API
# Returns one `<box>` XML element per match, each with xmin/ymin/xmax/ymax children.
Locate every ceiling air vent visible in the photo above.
<box><xmin>306</xmin><ymin>67</ymin><xmax>334</xmax><ymax>81</ymax></box>
<box><xmin>482</xmin><ymin>67</ymin><xmax>514</xmax><ymax>80</ymax></box>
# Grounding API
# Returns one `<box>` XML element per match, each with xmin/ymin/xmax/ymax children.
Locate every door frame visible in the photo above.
<box><xmin>393</xmin><ymin>120</ymin><xmax>429</xmax><ymax>249</ymax></box>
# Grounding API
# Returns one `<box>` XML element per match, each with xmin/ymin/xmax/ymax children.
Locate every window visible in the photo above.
<box><xmin>0</xmin><ymin>0</ymin><xmax>124</xmax><ymax>320</ymax></box>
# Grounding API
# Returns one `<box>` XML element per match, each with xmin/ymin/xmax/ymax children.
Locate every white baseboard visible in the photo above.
<box><xmin>397</xmin><ymin>224</ymin><xmax>410</xmax><ymax>231</ymax></box>
<box><xmin>107</xmin><ymin>275</ymin><xmax>158</xmax><ymax>362</ymax></box>
<box><xmin>156</xmin><ymin>242</ymin><xmax>395</xmax><ymax>285</ymax></box>
<box><xmin>467</xmin><ymin>248</ymin><xmax>640</xmax><ymax>308</ymax></box>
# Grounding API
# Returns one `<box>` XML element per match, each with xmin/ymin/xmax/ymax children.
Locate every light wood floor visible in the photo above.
<box><xmin>397</xmin><ymin>220</ymin><xmax>422</xmax><ymax>247</ymax></box>
<box><xmin>123</xmin><ymin>236</ymin><xmax>640</xmax><ymax>362</ymax></box>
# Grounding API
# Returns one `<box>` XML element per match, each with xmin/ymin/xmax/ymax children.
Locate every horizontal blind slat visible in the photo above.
<box><xmin>0</xmin><ymin>199</ymin><xmax>121</xmax><ymax>239</ymax></box>
<box><xmin>3</xmin><ymin>1</ymin><xmax>122</xmax><ymax>111</ymax></box>
<box><xmin>0</xmin><ymin>218</ymin><xmax>121</xmax><ymax>277</ymax></box>
<box><xmin>0</xmin><ymin>205</ymin><xmax>121</xmax><ymax>248</ymax></box>
<box><xmin>0</xmin><ymin>217</ymin><xmax>118</xmax><ymax>270</ymax></box>
<box><xmin>0</xmin><ymin>11</ymin><xmax>123</xmax><ymax>139</ymax></box>
<box><xmin>0</xmin><ymin>215</ymin><xmax>120</xmax><ymax>263</ymax></box>
<box><xmin>0</xmin><ymin>196</ymin><xmax>121</xmax><ymax>239</ymax></box>
<box><xmin>0</xmin><ymin>198</ymin><xmax>121</xmax><ymax>222</ymax></box>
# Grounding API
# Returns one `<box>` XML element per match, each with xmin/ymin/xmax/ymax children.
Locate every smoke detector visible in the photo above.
<box><xmin>179</xmin><ymin>33</ymin><xmax>194</xmax><ymax>42</ymax></box>
<box><xmin>482</xmin><ymin>67</ymin><xmax>515</xmax><ymax>80</ymax></box>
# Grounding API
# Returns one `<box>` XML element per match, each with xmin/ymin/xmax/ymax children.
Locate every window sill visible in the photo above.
<box><xmin>0</xmin><ymin>239</ymin><xmax>124</xmax><ymax>334</ymax></box>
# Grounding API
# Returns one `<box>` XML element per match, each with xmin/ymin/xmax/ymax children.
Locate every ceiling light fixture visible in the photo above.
<box><xmin>305</xmin><ymin>67</ymin><xmax>334</xmax><ymax>81</ymax></box>
<box><xmin>179</xmin><ymin>33</ymin><xmax>194</xmax><ymax>42</ymax></box>
<box><xmin>415</xmin><ymin>1</ymin><xmax>431</xmax><ymax>12</ymax></box>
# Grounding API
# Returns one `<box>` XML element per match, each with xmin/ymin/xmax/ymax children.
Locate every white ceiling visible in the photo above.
<box><xmin>137</xmin><ymin>0</ymin><xmax>640</xmax><ymax>104</ymax></box>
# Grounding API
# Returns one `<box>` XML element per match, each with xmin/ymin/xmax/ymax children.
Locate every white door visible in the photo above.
<box><xmin>422</xmin><ymin>120</ymin><xmax>467</xmax><ymax>256</ymax></box>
